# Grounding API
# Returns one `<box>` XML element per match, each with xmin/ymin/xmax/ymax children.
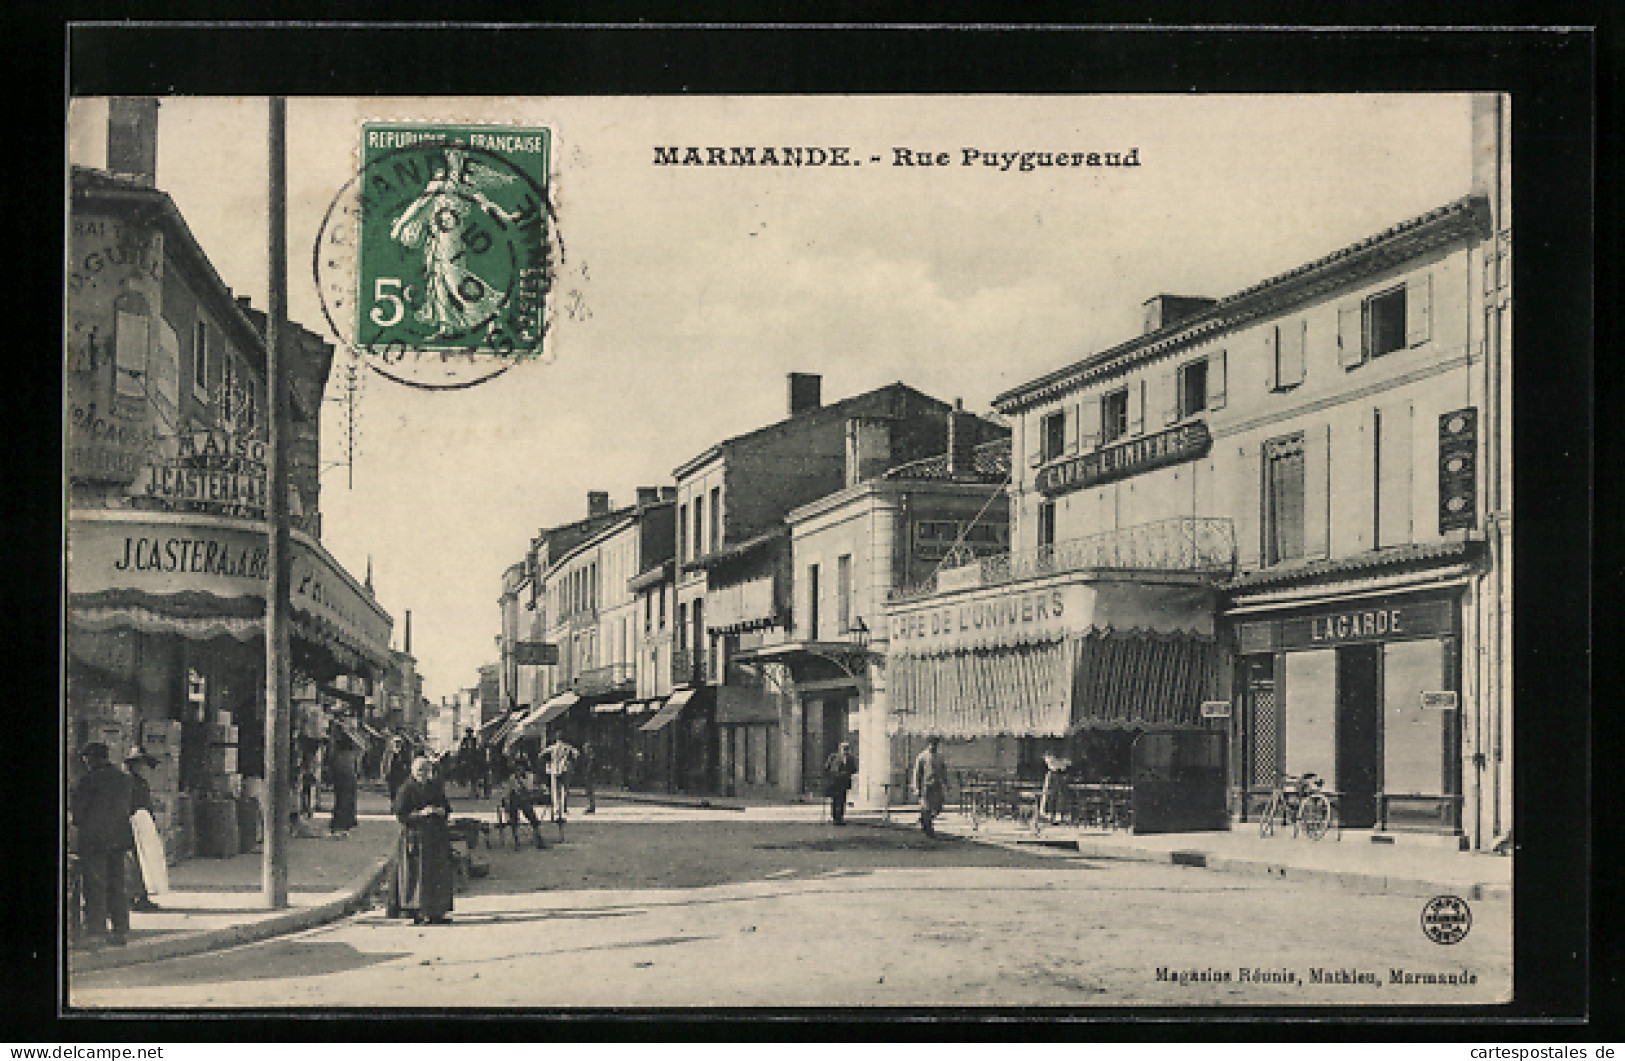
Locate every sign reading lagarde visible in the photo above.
<box><xmin>1036</xmin><ymin>421</ymin><xmax>1212</xmax><ymax>497</ymax></box>
<box><xmin>69</xmin><ymin>513</ymin><xmax>392</xmax><ymax>661</ymax></box>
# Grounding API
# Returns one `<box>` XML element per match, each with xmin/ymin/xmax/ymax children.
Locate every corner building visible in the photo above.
<box><xmin>984</xmin><ymin>192</ymin><xmax>1508</xmax><ymax>846</ymax></box>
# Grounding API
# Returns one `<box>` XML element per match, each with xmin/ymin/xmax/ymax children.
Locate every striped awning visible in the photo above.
<box><xmin>504</xmin><ymin>692</ymin><xmax>578</xmax><ymax>748</ymax></box>
<box><xmin>639</xmin><ymin>688</ymin><xmax>695</xmax><ymax>733</ymax></box>
<box><xmin>889</xmin><ymin>631</ymin><xmax>1216</xmax><ymax>737</ymax></box>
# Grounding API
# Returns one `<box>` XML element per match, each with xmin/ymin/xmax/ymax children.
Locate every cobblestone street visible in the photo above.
<box><xmin>71</xmin><ymin>811</ymin><xmax>1510</xmax><ymax>1009</ymax></box>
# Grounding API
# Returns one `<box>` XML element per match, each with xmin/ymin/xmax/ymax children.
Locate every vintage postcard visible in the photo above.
<box><xmin>64</xmin><ymin>92</ymin><xmax>1519</xmax><ymax>1011</ymax></box>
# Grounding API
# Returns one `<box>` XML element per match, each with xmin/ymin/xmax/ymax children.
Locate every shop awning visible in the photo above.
<box><xmin>504</xmin><ymin>692</ymin><xmax>579</xmax><ymax>748</ymax></box>
<box><xmin>639</xmin><ymin>688</ymin><xmax>696</xmax><ymax>733</ymax></box>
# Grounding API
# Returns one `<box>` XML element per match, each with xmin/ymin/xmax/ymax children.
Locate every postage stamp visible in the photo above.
<box><xmin>315</xmin><ymin>123</ymin><xmax>553</xmax><ymax>389</ymax></box>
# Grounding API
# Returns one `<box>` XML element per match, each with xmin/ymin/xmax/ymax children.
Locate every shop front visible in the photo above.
<box><xmin>634</xmin><ymin>687</ymin><xmax>715</xmax><ymax>794</ymax></box>
<box><xmin>886</xmin><ymin>574</ymin><xmax>1221</xmax><ymax>800</ymax></box>
<box><xmin>67</xmin><ymin>509</ymin><xmax>393</xmax><ymax>859</ymax></box>
<box><xmin>1226</xmin><ymin>587</ymin><xmax>1465</xmax><ymax>834</ymax></box>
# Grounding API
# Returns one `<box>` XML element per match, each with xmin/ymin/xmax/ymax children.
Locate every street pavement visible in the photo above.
<box><xmin>69</xmin><ymin>799</ymin><xmax>1510</xmax><ymax>1009</ymax></box>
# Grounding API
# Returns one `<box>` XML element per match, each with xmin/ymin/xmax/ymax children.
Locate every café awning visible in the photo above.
<box><xmin>504</xmin><ymin>692</ymin><xmax>579</xmax><ymax>748</ymax></box>
<box><xmin>639</xmin><ymin>688</ymin><xmax>696</xmax><ymax>733</ymax></box>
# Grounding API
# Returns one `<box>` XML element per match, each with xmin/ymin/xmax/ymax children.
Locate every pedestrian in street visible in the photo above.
<box><xmin>387</xmin><ymin>757</ymin><xmax>455</xmax><ymax>925</ymax></box>
<box><xmin>578</xmin><ymin>741</ymin><xmax>597</xmax><ymax>814</ymax></box>
<box><xmin>498</xmin><ymin>756</ymin><xmax>548</xmax><ymax>849</ymax></box>
<box><xmin>123</xmin><ymin>752</ymin><xmax>162</xmax><ymax>911</ymax></box>
<box><xmin>912</xmin><ymin>737</ymin><xmax>949</xmax><ymax>839</ymax></box>
<box><xmin>386</xmin><ymin>735</ymin><xmax>412</xmax><ymax>803</ymax></box>
<box><xmin>823</xmin><ymin>741</ymin><xmax>858</xmax><ymax>825</ymax></box>
<box><xmin>328</xmin><ymin>730</ymin><xmax>361</xmax><ymax>835</ymax></box>
<box><xmin>70</xmin><ymin>743</ymin><xmax>134</xmax><ymax>946</ymax></box>
<box><xmin>298</xmin><ymin>735</ymin><xmax>322</xmax><ymax>817</ymax></box>
<box><xmin>458</xmin><ymin>727</ymin><xmax>481</xmax><ymax>796</ymax></box>
<box><xmin>542</xmin><ymin>736</ymin><xmax>578</xmax><ymax>821</ymax></box>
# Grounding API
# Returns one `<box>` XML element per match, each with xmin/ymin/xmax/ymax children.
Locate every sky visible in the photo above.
<box><xmin>67</xmin><ymin>94</ymin><xmax>1478</xmax><ymax>701</ymax></box>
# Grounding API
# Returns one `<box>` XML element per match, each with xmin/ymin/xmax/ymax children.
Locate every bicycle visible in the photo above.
<box><xmin>1259</xmin><ymin>772</ymin><xmax>1340</xmax><ymax>841</ymax></box>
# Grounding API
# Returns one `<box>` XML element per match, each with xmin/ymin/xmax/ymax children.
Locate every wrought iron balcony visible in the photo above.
<box><xmin>889</xmin><ymin>517</ymin><xmax>1236</xmax><ymax>602</ymax></box>
<box><xmin>573</xmin><ymin>662</ymin><xmax>636</xmax><ymax>697</ymax></box>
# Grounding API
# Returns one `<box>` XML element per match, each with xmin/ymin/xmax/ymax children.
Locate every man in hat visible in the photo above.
<box><xmin>823</xmin><ymin>741</ymin><xmax>858</xmax><ymax>825</ymax></box>
<box><xmin>70</xmin><ymin>743</ymin><xmax>135</xmax><ymax>945</ymax></box>
<box><xmin>911</xmin><ymin>737</ymin><xmax>949</xmax><ymax>839</ymax></box>
<box><xmin>124</xmin><ymin>751</ymin><xmax>162</xmax><ymax>911</ymax></box>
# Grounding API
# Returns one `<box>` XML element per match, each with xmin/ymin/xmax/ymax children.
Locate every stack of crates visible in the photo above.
<box><xmin>207</xmin><ymin>710</ymin><xmax>240</xmax><ymax>795</ymax></box>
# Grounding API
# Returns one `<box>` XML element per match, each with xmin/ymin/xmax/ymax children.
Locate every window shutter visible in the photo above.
<box><xmin>1064</xmin><ymin>403</ymin><xmax>1080</xmax><ymax>455</ymax></box>
<box><xmin>1026</xmin><ymin>414</ymin><xmax>1043</xmax><ymax>467</ymax></box>
<box><xmin>1161</xmin><ymin>369</ymin><xmax>1179</xmax><ymax>425</ymax></box>
<box><xmin>1127</xmin><ymin>378</ymin><xmax>1145</xmax><ymax>435</ymax></box>
<box><xmin>1265</xmin><ymin>327</ymin><xmax>1280</xmax><ymax>390</ymax></box>
<box><xmin>1406</xmin><ymin>271</ymin><xmax>1432</xmax><ymax>346</ymax></box>
<box><xmin>1234</xmin><ymin>445</ymin><xmax>1262</xmax><ymax>570</ymax></box>
<box><xmin>1079</xmin><ymin>396</ymin><xmax>1102</xmax><ymax>451</ymax></box>
<box><xmin>1337</xmin><ymin>304</ymin><xmax>1365</xmax><ymax>369</ymax></box>
<box><xmin>1283</xmin><ymin>319</ymin><xmax>1307</xmax><ymax>387</ymax></box>
<box><xmin>1209</xmin><ymin>349</ymin><xmax>1227</xmax><ymax>410</ymax></box>
<box><xmin>1303</xmin><ymin>423</ymin><xmax>1330</xmax><ymax>559</ymax></box>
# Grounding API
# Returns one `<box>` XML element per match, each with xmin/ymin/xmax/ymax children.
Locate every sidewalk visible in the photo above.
<box><xmin>872</xmin><ymin>805</ymin><xmax>1513</xmax><ymax>901</ymax></box>
<box><xmin>70</xmin><ymin>788</ymin><xmax>399</xmax><ymax>975</ymax></box>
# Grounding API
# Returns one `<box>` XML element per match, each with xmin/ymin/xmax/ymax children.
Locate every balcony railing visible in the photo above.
<box><xmin>573</xmin><ymin>662</ymin><xmax>636</xmax><ymax>697</ymax></box>
<box><xmin>890</xmin><ymin>517</ymin><xmax>1236</xmax><ymax>602</ymax></box>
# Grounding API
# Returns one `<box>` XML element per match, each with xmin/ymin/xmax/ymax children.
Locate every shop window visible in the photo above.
<box><xmin>1264</xmin><ymin>433</ymin><xmax>1306</xmax><ymax>565</ymax></box>
<box><xmin>1100</xmin><ymin>388</ymin><xmax>1129</xmax><ymax>445</ymax></box>
<box><xmin>1177</xmin><ymin>359</ymin><xmax>1208</xmax><ymax>419</ymax></box>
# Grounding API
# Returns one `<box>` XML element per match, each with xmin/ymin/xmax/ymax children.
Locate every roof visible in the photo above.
<box><xmin>882</xmin><ymin>437</ymin><xmax>1012</xmax><ymax>484</ymax></box>
<box><xmin>995</xmin><ymin>195</ymin><xmax>1493</xmax><ymax>413</ymax></box>
<box><xmin>673</xmin><ymin>381</ymin><xmax>948</xmax><ymax>480</ymax></box>
<box><xmin>1219</xmin><ymin>540</ymin><xmax>1482</xmax><ymax>594</ymax></box>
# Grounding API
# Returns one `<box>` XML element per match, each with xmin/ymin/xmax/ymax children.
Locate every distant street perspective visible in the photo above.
<box><xmin>71</xmin><ymin>793</ymin><xmax>1510</xmax><ymax>1009</ymax></box>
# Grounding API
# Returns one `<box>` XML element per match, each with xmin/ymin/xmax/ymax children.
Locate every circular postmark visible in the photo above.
<box><xmin>315</xmin><ymin>127</ymin><xmax>555</xmax><ymax>390</ymax></box>
<box><xmin>1420</xmin><ymin>894</ymin><xmax>1473</xmax><ymax>945</ymax></box>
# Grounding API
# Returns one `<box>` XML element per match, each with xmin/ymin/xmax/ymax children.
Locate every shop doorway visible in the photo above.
<box><xmin>1335</xmin><ymin>645</ymin><xmax>1381</xmax><ymax>828</ymax></box>
<box><xmin>800</xmin><ymin>692</ymin><xmax>855</xmax><ymax>793</ymax></box>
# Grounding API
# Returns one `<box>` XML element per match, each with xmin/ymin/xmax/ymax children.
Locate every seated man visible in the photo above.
<box><xmin>499</xmin><ymin>767</ymin><xmax>548</xmax><ymax>849</ymax></box>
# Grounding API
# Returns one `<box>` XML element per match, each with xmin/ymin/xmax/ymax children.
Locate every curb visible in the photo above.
<box><xmin>70</xmin><ymin>855</ymin><xmax>395</xmax><ymax>974</ymax></box>
<box><xmin>870</xmin><ymin>817</ymin><xmax>1510</xmax><ymax>901</ymax></box>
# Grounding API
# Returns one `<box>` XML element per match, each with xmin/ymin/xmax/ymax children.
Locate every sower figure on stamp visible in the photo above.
<box><xmin>71</xmin><ymin>743</ymin><xmax>135</xmax><ymax>946</ymax></box>
<box><xmin>823</xmin><ymin>742</ymin><xmax>858</xmax><ymax>826</ymax></box>
<box><xmin>912</xmin><ymin>737</ymin><xmax>949</xmax><ymax>839</ymax></box>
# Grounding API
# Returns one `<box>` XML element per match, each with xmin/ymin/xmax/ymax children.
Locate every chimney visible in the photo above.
<box><xmin>659</xmin><ymin>486</ymin><xmax>677</xmax><ymax>502</ymax></box>
<box><xmin>787</xmin><ymin>372</ymin><xmax>822</xmax><ymax>416</ymax></box>
<box><xmin>947</xmin><ymin>399</ymin><xmax>977</xmax><ymax>477</ymax></box>
<box><xmin>1141</xmin><ymin>294</ymin><xmax>1217</xmax><ymax>335</ymax></box>
<box><xmin>1471</xmin><ymin>93</ymin><xmax>1507</xmax><ymax>231</ymax></box>
<box><xmin>587</xmin><ymin>491</ymin><xmax>611</xmax><ymax>517</ymax></box>
<box><xmin>845</xmin><ymin>417</ymin><xmax>893</xmax><ymax>487</ymax></box>
<box><xmin>108</xmin><ymin>97</ymin><xmax>160</xmax><ymax>186</ymax></box>
<box><xmin>635</xmin><ymin>486</ymin><xmax>660</xmax><ymax>507</ymax></box>
<box><xmin>404</xmin><ymin>610</ymin><xmax>412</xmax><ymax>656</ymax></box>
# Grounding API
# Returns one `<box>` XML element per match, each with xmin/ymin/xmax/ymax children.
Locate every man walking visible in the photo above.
<box><xmin>71</xmin><ymin>743</ymin><xmax>135</xmax><ymax>946</ymax></box>
<box><xmin>911</xmin><ymin>737</ymin><xmax>949</xmax><ymax>839</ymax></box>
<box><xmin>542</xmin><ymin>736</ymin><xmax>578</xmax><ymax>822</ymax></box>
<box><xmin>823</xmin><ymin>741</ymin><xmax>858</xmax><ymax>825</ymax></box>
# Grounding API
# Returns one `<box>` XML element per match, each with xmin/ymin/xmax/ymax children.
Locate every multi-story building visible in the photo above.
<box><xmin>661</xmin><ymin>375</ymin><xmax>1009</xmax><ymax>797</ymax></box>
<box><xmin>894</xmin><ymin>138</ymin><xmax>1510</xmax><ymax>848</ymax></box>
<box><xmin>767</xmin><ymin>409</ymin><xmax>1011</xmax><ymax>808</ymax></box>
<box><xmin>66</xmin><ymin>100</ymin><xmax>392</xmax><ymax>859</ymax></box>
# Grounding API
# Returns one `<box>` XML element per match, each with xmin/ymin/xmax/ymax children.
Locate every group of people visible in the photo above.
<box><xmin>821</xmin><ymin>736</ymin><xmax>951</xmax><ymax>838</ymax></box>
<box><xmin>68</xmin><ymin>743</ymin><xmax>165</xmax><ymax>947</ymax></box>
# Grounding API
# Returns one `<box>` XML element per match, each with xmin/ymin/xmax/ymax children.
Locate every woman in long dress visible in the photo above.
<box><xmin>388</xmin><ymin>757</ymin><xmax>454</xmax><ymax>924</ymax></box>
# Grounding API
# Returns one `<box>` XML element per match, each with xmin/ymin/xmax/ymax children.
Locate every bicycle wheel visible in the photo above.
<box><xmin>1259</xmin><ymin>796</ymin><xmax>1278</xmax><ymax>838</ymax></box>
<box><xmin>1300</xmin><ymin>793</ymin><xmax>1332</xmax><ymax>840</ymax></box>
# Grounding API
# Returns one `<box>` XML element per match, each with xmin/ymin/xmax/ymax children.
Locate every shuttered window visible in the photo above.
<box><xmin>1176</xmin><ymin>359</ymin><xmax>1207</xmax><ymax>419</ymax></box>
<box><xmin>1274</xmin><ymin>320</ymin><xmax>1306</xmax><ymax>389</ymax></box>
<box><xmin>1041</xmin><ymin>410</ymin><xmax>1066</xmax><ymax>462</ymax></box>
<box><xmin>1101</xmin><ymin>388</ymin><xmax>1129</xmax><ymax>444</ymax></box>
<box><xmin>1366</xmin><ymin>287</ymin><xmax>1407</xmax><ymax>359</ymax></box>
<box><xmin>1264</xmin><ymin>433</ymin><xmax>1306</xmax><ymax>565</ymax></box>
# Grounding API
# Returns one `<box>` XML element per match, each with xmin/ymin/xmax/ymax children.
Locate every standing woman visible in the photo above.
<box><xmin>328</xmin><ymin>731</ymin><xmax>361</xmax><ymax>835</ymax></box>
<box><xmin>389</xmin><ymin>757</ymin><xmax>454</xmax><ymax>924</ymax></box>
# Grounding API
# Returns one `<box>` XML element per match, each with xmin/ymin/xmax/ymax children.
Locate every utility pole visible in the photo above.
<box><xmin>263</xmin><ymin>96</ymin><xmax>291</xmax><ymax>907</ymax></box>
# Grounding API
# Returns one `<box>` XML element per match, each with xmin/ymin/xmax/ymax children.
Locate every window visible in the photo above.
<box><xmin>659</xmin><ymin>584</ymin><xmax>667</xmax><ymax>629</ymax></box>
<box><xmin>1271</xmin><ymin>321</ymin><xmax>1306</xmax><ymax>390</ymax></box>
<box><xmin>678</xmin><ymin>505</ymin><xmax>688</xmax><ymax>564</ymax></box>
<box><xmin>1264</xmin><ymin>433</ymin><xmax>1306</xmax><ymax>565</ymax></box>
<box><xmin>1041</xmin><ymin>411</ymin><xmax>1066</xmax><ymax>462</ymax></box>
<box><xmin>807</xmin><ymin>564</ymin><xmax>820</xmax><ymax>640</ymax></box>
<box><xmin>836</xmin><ymin>554</ymin><xmax>852</xmax><ymax>633</ymax></box>
<box><xmin>1177</xmin><ymin>359</ymin><xmax>1208</xmax><ymax>419</ymax></box>
<box><xmin>1100</xmin><ymin>388</ymin><xmax>1129</xmax><ymax>445</ymax></box>
<box><xmin>192</xmin><ymin>320</ymin><xmax>209</xmax><ymax>395</ymax></box>
<box><xmin>709</xmin><ymin>487</ymin><xmax>721</xmax><ymax>551</ymax></box>
<box><xmin>221</xmin><ymin>356</ymin><xmax>236</xmax><ymax>420</ymax></box>
<box><xmin>1037</xmin><ymin>500</ymin><xmax>1056</xmax><ymax>551</ymax></box>
<box><xmin>677</xmin><ymin>602</ymin><xmax>688</xmax><ymax>650</ymax></box>
<box><xmin>1366</xmin><ymin>288</ymin><xmax>1407</xmax><ymax>359</ymax></box>
<box><xmin>692</xmin><ymin>499</ymin><xmax>704</xmax><ymax>560</ymax></box>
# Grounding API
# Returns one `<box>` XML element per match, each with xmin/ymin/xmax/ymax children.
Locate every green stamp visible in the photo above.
<box><xmin>317</xmin><ymin>123</ymin><xmax>551</xmax><ymax>389</ymax></box>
